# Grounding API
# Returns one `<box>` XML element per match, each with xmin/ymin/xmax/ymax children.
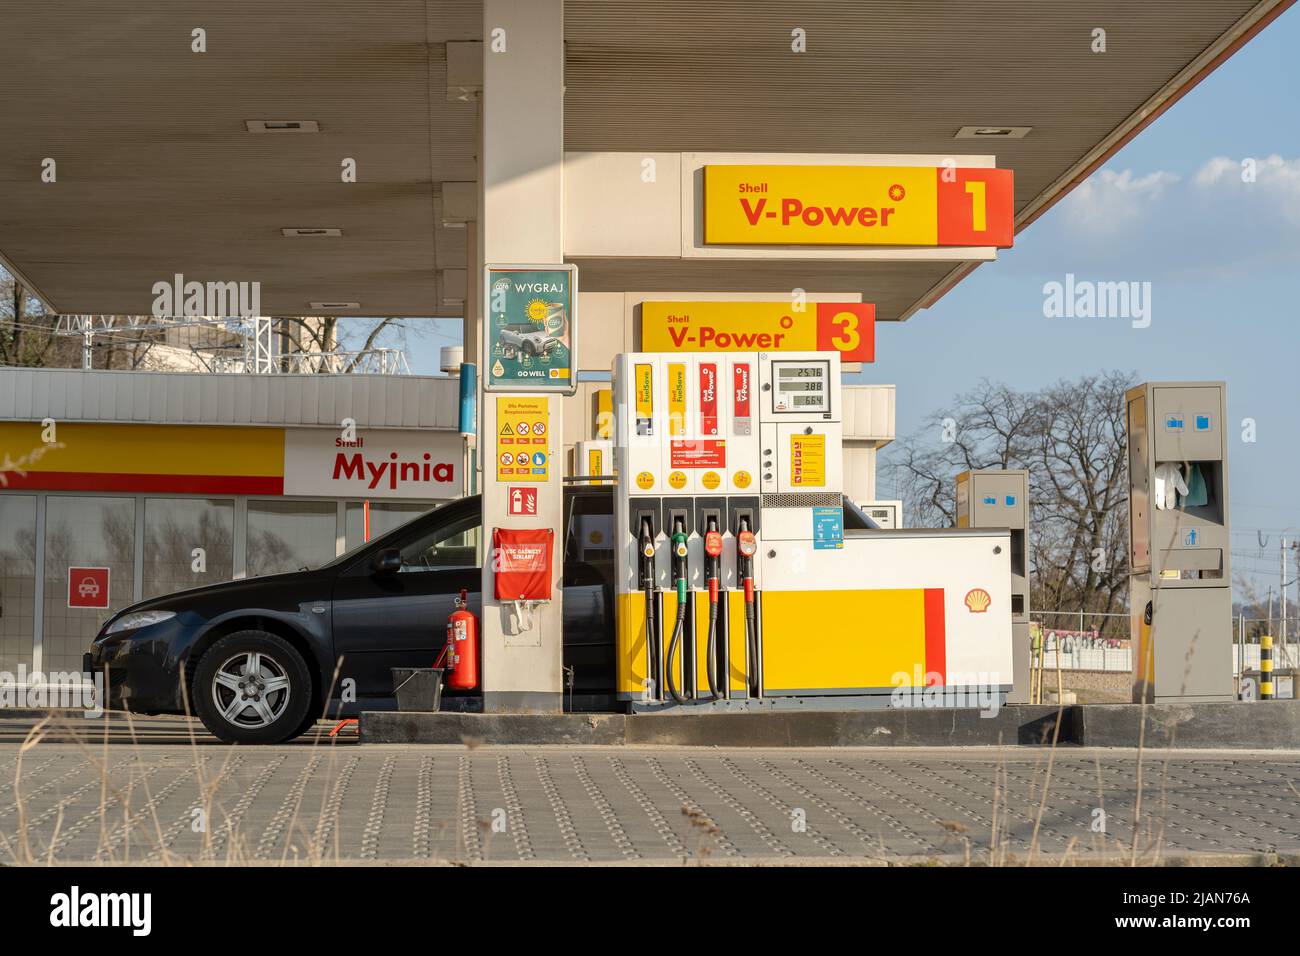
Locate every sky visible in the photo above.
<box><xmin>392</xmin><ymin>7</ymin><xmax>1300</xmax><ymax>602</ymax></box>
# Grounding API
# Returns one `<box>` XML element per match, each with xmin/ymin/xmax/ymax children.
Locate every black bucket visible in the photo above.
<box><xmin>392</xmin><ymin>667</ymin><xmax>444</xmax><ymax>712</ymax></box>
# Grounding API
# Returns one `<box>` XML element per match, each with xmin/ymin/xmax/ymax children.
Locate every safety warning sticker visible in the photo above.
<box><xmin>670</xmin><ymin>439</ymin><xmax>726</xmax><ymax>469</ymax></box>
<box><xmin>496</xmin><ymin>396</ymin><xmax>550</xmax><ymax>483</ymax></box>
<box><xmin>790</xmin><ymin>433</ymin><xmax>825</xmax><ymax>487</ymax></box>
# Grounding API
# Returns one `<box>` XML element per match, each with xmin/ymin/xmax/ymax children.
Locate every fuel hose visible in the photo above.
<box><xmin>665</xmin><ymin>521</ymin><xmax>689</xmax><ymax>705</ymax></box>
<box><xmin>639</xmin><ymin>518</ymin><xmax>658</xmax><ymax>701</ymax></box>
<box><xmin>703</xmin><ymin>519</ymin><xmax>723</xmax><ymax>701</ymax></box>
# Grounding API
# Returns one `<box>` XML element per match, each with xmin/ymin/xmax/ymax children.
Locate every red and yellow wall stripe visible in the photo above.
<box><xmin>0</xmin><ymin>423</ymin><xmax>285</xmax><ymax>495</ymax></box>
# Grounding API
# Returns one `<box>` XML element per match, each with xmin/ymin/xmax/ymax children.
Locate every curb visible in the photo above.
<box><xmin>359</xmin><ymin>700</ymin><xmax>1300</xmax><ymax>748</ymax></box>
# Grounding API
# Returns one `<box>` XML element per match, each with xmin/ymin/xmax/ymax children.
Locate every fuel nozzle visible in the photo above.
<box><xmin>736</xmin><ymin>515</ymin><xmax>758</xmax><ymax>602</ymax></box>
<box><xmin>703</xmin><ymin>516</ymin><xmax>723</xmax><ymax>602</ymax></box>
<box><xmin>638</xmin><ymin>517</ymin><xmax>656</xmax><ymax>589</ymax></box>
<box><xmin>671</xmin><ymin>517</ymin><xmax>689</xmax><ymax>604</ymax></box>
<box><xmin>736</xmin><ymin>515</ymin><xmax>760</xmax><ymax>699</ymax></box>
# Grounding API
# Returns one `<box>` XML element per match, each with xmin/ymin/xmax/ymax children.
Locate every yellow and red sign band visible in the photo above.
<box><xmin>641</xmin><ymin>300</ymin><xmax>874</xmax><ymax>363</ymax></box>
<box><xmin>0</xmin><ymin>423</ymin><xmax>283</xmax><ymax>494</ymax></box>
<box><xmin>703</xmin><ymin>164</ymin><xmax>1014</xmax><ymax>248</ymax></box>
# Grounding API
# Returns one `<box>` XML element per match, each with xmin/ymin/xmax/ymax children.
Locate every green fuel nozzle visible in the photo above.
<box><xmin>671</xmin><ymin>519</ymin><xmax>689</xmax><ymax>603</ymax></box>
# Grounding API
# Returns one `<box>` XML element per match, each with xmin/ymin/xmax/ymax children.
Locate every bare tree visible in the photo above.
<box><xmin>886</xmin><ymin>371</ymin><xmax>1136</xmax><ymax>638</ymax></box>
<box><xmin>0</xmin><ymin>272</ymin><xmax>63</xmax><ymax>366</ymax></box>
<box><xmin>1</xmin><ymin>276</ymin><xmax>410</xmax><ymax>372</ymax></box>
<box><xmin>276</xmin><ymin>317</ymin><xmax>407</xmax><ymax>372</ymax></box>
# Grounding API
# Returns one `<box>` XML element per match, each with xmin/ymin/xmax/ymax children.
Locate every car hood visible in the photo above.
<box><xmin>102</xmin><ymin>567</ymin><xmax>334</xmax><ymax>624</ymax></box>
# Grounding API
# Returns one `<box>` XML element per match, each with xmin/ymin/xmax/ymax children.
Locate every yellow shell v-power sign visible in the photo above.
<box><xmin>703</xmin><ymin>164</ymin><xmax>1014</xmax><ymax>247</ymax></box>
<box><xmin>642</xmin><ymin>301</ymin><xmax>874</xmax><ymax>363</ymax></box>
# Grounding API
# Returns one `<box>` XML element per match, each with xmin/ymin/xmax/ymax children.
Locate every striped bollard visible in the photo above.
<box><xmin>1260</xmin><ymin>635</ymin><xmax>1274</xmax><ymax>700</ymax></box>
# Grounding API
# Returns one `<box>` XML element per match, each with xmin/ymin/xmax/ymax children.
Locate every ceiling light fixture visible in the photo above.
<box><xmin>955</xmin><ymin>126</ymin><xmax>1032</xmax><ymax>139</ymax></box>
<box><xmin>246</xmin><ymin>120</ymin><xmax>320</xmax><ymax>133</ymax></box>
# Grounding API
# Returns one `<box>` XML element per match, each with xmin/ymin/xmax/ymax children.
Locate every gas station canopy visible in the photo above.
<box><xmin>0</xmin><ymin>0</ymin><xmax>1288</xmax><ymax>319</ymax></box>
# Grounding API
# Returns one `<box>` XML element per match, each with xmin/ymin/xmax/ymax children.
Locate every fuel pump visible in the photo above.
<box><xmin>665</xmin><ymin>517</ymin><xmax>690</xmax><ymax>704</ymax></box>
<box><xmin>702</xmin><ymin>516</ymin><xmax>724</xmax><ymax>700</ymax></box>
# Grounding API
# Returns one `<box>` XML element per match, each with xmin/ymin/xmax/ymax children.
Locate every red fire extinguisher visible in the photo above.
<box><xmin>443</xmin><ymin>589</ymin><xmax>479</xmax><ymax>691</ymax></box>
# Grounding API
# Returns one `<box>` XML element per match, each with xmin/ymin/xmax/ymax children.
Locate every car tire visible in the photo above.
<box><xmin>193</xmin><ymin>631</ymin><xmax>313</xmax><ymax>744</ymax></box>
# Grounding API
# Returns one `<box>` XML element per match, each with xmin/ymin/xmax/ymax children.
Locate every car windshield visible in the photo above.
<box><xmin>317</xmin><ymin>500</ymin><xmax>468</xmax><ymax>569</ymax></box>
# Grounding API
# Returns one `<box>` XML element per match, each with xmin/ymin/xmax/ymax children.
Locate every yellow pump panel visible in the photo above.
<box><xmin>760</xmin><ymin>589</ymin><xmax>931</xmax><ymax>694</ymax></box>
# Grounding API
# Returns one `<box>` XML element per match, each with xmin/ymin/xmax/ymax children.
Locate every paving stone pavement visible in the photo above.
<box><xmin>1</xmin><ymin>717</ymin><xmax>1298</xmax><ymax>864</ymax></box>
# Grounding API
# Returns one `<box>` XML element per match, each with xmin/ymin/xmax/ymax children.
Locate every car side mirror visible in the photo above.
<box><xmin>371</xmin><ymin>548</ymin><xmax>402</xmax><ymax>575</ymax></box>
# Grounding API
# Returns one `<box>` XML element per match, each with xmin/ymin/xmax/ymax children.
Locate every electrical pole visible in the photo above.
<box><xmin>1294</xmin><ymin>541</ymin><xmax>1300</xmax><ymax>668</ymax></box>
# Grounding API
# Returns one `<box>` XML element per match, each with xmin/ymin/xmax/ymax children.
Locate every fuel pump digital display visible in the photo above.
<box><xmin>771</xmin><ymin>360</ymin><xmax>831</xmax><ymax>413</ymax></box>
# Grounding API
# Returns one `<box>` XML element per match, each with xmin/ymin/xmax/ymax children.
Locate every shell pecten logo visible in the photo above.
<box><xmin>964</xmin><ymin>588</ymin><xmax>991</xmax><ymax>614</ymax></box>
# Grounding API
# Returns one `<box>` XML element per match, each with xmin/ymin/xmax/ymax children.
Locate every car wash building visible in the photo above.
<box><xmin>0</xmin><ymin>369</ymin><xmax>465</xmax><ymax>676</ymax></box>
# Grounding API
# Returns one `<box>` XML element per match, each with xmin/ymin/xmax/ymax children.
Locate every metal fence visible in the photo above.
<box><xmin>1033</xmin><ymin>611</ymin><xmax>1131</xmax><ymax>672</ymax></box>
<box><xmin>1031</xmin><ymin>611</ymin><xmax>1300</xmax><ymax>674</ymax></box>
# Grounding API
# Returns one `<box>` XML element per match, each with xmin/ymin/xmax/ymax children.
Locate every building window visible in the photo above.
<box><xmin>343</xmin><ymin>501</ymin><xmax>431</xmax><ymax>552</ymax></box>
<box><xmin>43</xmin><ymin>496</ymin><xmax>136</xmax><ymax>674</ymax></box>
<box><xmin>0</xmin><ymin>496</ymin><xmax>37</xmax><ymax>673</ymax></box>
<box><xmin>246</xmin><ymin>499</ymin><xmax>337</xmax><ymax>576</ymax></box>
<box><xmin>143</xmin><ymin>498</ymin><xmax>235</xmax><ymax>600</ymax></box>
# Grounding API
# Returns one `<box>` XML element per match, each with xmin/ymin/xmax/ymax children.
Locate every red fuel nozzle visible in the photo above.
<box><xmin>704</xmin><ymin>530</ymin><xmax>723</xmax><ymax>558</ymax></box>
<box><xmin>737</xmin><ymin>529</ymin><xmax>757</xmax><ymax>603</ymax></box>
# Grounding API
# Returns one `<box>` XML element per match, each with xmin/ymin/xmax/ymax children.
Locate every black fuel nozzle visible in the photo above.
<box><xmin>638</xmin><ymin>516</ymin><xmax>656</xmax><ymax>590</ymax></box>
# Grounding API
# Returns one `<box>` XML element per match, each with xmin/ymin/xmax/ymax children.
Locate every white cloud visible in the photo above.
<box><xmin>1058</xmin><ymin>169</ymin><xmax>1181</xmax><ymax>233</ymax></box>
<box><xmin>1004</xmin><ymin>158</ymin><xmax>1300</xmax><ymax>280</ymax></box>
<box><xmin>1194</xmin><ymin>154</ymin><xmax>1300</xmax><ymax>222</ymax></box>
<box><xmin>1195</xmin><ymin>153</ymin><xmax>1300</xmax><ymax>187</ymax></box>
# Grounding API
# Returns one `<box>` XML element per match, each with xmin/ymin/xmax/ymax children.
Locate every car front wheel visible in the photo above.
<box><xmin>193</xmin><ymin>631</ymin><xmax>312</xmax><ymax>744</ymax></box>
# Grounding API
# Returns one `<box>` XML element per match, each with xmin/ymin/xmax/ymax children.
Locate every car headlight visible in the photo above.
<box><xmin>105</xmin><ymin>610</ymin><xmax>177</xmax><ymax>635</ymax></box>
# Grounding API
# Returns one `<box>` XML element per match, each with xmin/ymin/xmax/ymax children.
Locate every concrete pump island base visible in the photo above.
<box><xmin>359</xmin><ymin>702</ymin><xmax>1300</xmax><ymax>750</ymax></box>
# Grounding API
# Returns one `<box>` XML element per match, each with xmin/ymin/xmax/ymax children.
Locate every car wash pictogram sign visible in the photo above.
<box><xmin>483</xmin><ymin>264</ymin><xmax>578</xmax><ymax>393</ymax></box>
<box><xmin>68</xmin><ymin>566</ymin><xmax>110</xmax><ymax>609</ymax></box>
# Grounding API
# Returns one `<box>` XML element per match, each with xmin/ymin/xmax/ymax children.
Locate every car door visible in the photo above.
<box><xmin>331</xmin><ymin>500</ymin><xmax>482</xmax><ymax>704</ymax></box>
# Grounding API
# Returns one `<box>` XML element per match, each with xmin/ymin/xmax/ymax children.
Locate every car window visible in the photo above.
<box><xmin>396</xmin><ymin>510</ymin><xmax>481</xmax><ymax>572</ymax></box>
